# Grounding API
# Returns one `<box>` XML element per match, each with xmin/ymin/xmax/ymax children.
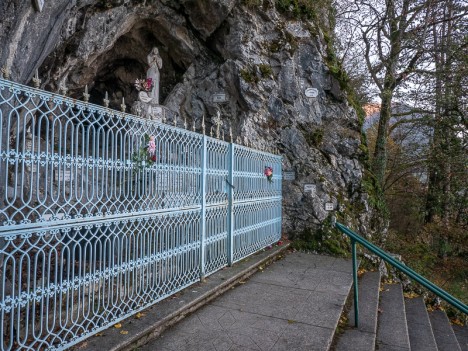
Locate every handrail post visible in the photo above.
<box><xmin>351</xmin><ymin>238</ymin><xmax>359</xmax><ymax>327</ymax></box>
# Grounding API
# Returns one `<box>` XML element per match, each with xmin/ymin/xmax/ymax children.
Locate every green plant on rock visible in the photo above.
<box><xmin>267</xmin><ymin>40</ymin><xmax>282</xmax><ymax>53</ymax></box>
<box><xmin>292</xmin><ymin>216</ymin><xmax>350</xmax><ymax>257</ymax></box>
<box><xmin>275</xmin><ymin>0</ymin><xmax>332</xmax><ymax>22</ymax></box>
<box><xmin>258</xmin><ymin>64</ymin><xmax>273</xmax><ymax>78</ymax></box>
<box><xmin>284</xmin><ymin>31</ymin><xmax>299</xmax><ymax>53</ymax></box>
<box><xmin>299</xmin><ymin>125</ymin><xmax>324</xmax><ymax>148</ymax></box>
<box><xmin>309</xmin><ymin>129</ymin><xmax>324</xmax><ymax>147</ymax></box>
<box><xmin>240</xmin><ymin>66</ymin><xmax>259</xmax><ymax>83</ymax></box>
<box><xmin>265</xmin><ymin>24</ymin><xmax>299</xmax><ymax>55</ymax></box>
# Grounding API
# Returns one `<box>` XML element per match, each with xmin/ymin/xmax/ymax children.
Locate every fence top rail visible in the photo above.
<box><xmin>334</xmin><ymin>221</ymin><xmax>468</xmax><ymax>315</ymax></box>
<box><xmin>0</xmin><ymin>77</ymin><xmax>281</xmax><ymax>159</ymax></box>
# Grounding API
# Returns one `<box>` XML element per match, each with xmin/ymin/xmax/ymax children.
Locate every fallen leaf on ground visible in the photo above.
<box><xmin>403</xmin><ymin>292</ymin><xmax>418</xmax><ymax>299</ymax></box>
<box><xmin>120</xmin><ymin>330</ymin><xmax>129</xmax><ymax>335</ymax></box>
<box><xmin>287</xmin><ymin>320</ymin><xmax>297</xmax><ymax>324</ymax></box>
<box><xmin>114</xmin><ymin>323</ymin><xmax>122</xmax><ymax>329</ymax></box>
<box><xmin>451</xmin><ymin>318</ymin><xmax>464</xmax><ymax>326</ymax></box>
<box><xmin>135</xmin><ymin>312</ymin><xmax>145</xmax><ymax>319</ymax></box>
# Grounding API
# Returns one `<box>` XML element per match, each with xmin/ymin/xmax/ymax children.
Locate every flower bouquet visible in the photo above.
<box><xmin>264</xmin><ymin>166</ymin><xmax>273</xmax><ymax>183</ymax></box>
<box><xmin>132</xmin><ymin>134</ymin><xmax>157</xmax><ymax>171</ymax></box>
<box><xmin>134</xmin><ymin>78</ymin><xmax>154</xmax><ymax>92</ymax></box>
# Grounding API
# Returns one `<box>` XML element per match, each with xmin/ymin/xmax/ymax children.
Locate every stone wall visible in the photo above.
<box><xmin>0</xmin><ymin>0</ymin><xmax>374</xmax><ymax>238</ymax></box>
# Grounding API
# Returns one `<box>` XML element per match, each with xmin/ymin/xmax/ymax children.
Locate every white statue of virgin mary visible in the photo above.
<box><xmin>134</xmin><ymin>47</ymin><xmax>163</xmax><ymax>120</ymax></box>
<box><xmin>145</xmin><ymin>47</ymin><xmax>162</xmax><ymax>104</ymax></box>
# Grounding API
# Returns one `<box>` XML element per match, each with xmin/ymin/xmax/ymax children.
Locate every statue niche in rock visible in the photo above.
<box><xmin>132</xmin><ymin>47</ymin><xmax>163</xmax><ymax>121</ymax></box>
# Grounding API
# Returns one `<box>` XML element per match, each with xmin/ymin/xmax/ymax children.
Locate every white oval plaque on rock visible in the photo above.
<box><xmin>305</xmin><ymin>88</ymin><xmax>319</xmax><ymax>98</ymax></box>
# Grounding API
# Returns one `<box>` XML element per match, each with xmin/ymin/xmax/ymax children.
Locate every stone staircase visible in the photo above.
<box><xmin>76</xmin><ymin>249</ymin><xmax>467</xmax><ymax>351</ymax></box>
<box><xmin>335</xmin><ymin>271</ymin><xmax>468</xmax><ymax>351</ymax></box>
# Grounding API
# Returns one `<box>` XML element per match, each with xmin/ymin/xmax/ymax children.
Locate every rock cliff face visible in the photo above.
<box><xmin>0</xmin><ymin>0</ymin><xmax>373</xmax><ymax>238</ymax></box>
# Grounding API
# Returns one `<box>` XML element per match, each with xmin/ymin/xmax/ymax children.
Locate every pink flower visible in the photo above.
<box><xmin>135</xmin><ymin>78</ymin><xmax>154</xmax><ymax>92</ymax></box>
<box><xmin>264</xmin><ymin>166</ymin><xmax>273</xmax><ymax>183</ymax></box>
<box><xmin>144</xmin><ymin>78</ymin><xmax>153</xmax><ymax>91</ymax></box>
<box><xmin>148</xmin><ymin>137</ymin><xmax>156</xmax><ymax>156</ymax></box>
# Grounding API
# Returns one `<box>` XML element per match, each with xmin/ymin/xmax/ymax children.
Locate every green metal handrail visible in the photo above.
<box><xmin>334</xmin><ymin>221</ymin><xmax>468</xmax><ymax>327</ymax></box>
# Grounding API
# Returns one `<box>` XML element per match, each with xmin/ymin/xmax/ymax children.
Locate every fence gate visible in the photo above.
<box><xmin>0</xmin><ymin>78</ymin><xmax>282</xmax><ymax>350</ymax></box>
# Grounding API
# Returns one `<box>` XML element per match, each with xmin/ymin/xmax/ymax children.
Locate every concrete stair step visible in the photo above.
<box><xmin>405</xmin><ymin>297</ymin><xmax>438</xmax><ymax>351</ymax></box>
<box><xmin>430</xmin><ymin>310</ymin><xmax>462</xmax><ymax>351</ymax></box>
<box><xmin>335</xmin><ymin>271</ymin><xmax>381</xmax><ymax>351</ymax></box>
<box><xmin>453</xmin><ymin>324</ymin><xmax>468</xmax><ymax>351</ymax></box>
<box><xmin>376</xmin><ymin>283</ymin><xmax>410</xmax><ymax>351</ymax></box>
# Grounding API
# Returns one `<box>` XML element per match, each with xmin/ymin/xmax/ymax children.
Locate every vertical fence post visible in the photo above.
<box><xmin>200</xmin><ymin>135</ymin><xmax>207</xmax><ymax>279</ymax></box>
<box><xmin>227</xmin><ymin>143</ymin><xmax>234</xmax><ymax>266</ymax></box>
<box><xmin>351</xmin><ymin>238</ymin><xmax>359</xmax><ymax>327</ymax></box>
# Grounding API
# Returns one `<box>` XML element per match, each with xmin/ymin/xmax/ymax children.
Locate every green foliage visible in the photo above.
<box><xmin>297</xmin><ymin>124</ymin><xmax>324</xmax><ymax>148</ymax></box>
<box><xmin>384</xmin><ymin>227</ymin><xmax>467</xmax><ymax>309</ymax></box>
<box><xmin>362</xmin><ymin>171</ymin><xmax>389</xmax><ymax>226</ymax></box>
<box><xmin>265</xmin><ymin>27</ymin><xmax>298</xmax><ymax>55</ymax></box>
<box><xmin>258</xmin><ymin>64</ymin><xmax>273</xmax><ymax>78</ymax></box>
<box><xmin>240</xmin><ymin>66</ymin><xmax>259</xmax><ymax>83</ymax></box>
<box><xmin>275</xmin><ymin>0</ymin><xmax>330</xmax><ymax>21</ymax></box>
<box><xmin>304</xmin><ymin>128</ymin><xmax>324</xmax><ymax>147</ymax></box>
<box><xmin>132</xmin><ymin>134</ymin><xmax>156</xmax><ymax>172</ymax></box>
<box><xmin>291</xmin><ymin>217</ymin><xmax>350</xmax><ymax>257</ymax></box>
<box><xmin>267</xmin><ymin>40</ymin><xmax>282</xmax><ymax>53</ymax></box>
<box><xmin>284</xmin><ymin>31</ymin><xmax>299</xmax><ymax>53</ymax></box>
<box><xmin>240</xmin><ymin>64</ymin><xmax>274</xmax><ymax>83</ymax></box>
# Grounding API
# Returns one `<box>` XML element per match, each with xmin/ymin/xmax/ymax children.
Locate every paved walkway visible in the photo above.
<box><xmin>140</xmin><ymin>253</ymin><xmax>353</xmax><ymax>351</ymax></box>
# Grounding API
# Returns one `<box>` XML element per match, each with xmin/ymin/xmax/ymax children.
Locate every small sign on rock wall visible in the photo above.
<box><xmin>55</xmin><ymin>170</ymin><xmax>72</xmax><ymax>182</ymax></box>
<box><xmin>304</xmin><ymin>88</ymin><xmax>319</xmax><ymax>98</ymax></box>
<box><xmin>283</xmin><ymin>171</ymin><xmax>296</xmax><ymax>181</ymax></box>
<box><xmin>212</xmin><ymin>93</ymin><xmax>228</xmax><ymax>103</ymax></box>
<box><xmin>325</xmin><ymin>202</ymin><xmax>334</xmax><ymax>211</ymax></box>
<box><xmin>304</xmin><ymin>184</ymin><xmax>316</xmax><ymax>194</ymax></box>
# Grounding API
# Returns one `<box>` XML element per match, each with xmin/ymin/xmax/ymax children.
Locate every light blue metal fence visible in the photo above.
<box><xmin>0</xmin><ymin>78</ymin><xmax>282</xmax><ymax>350</ymax></box>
